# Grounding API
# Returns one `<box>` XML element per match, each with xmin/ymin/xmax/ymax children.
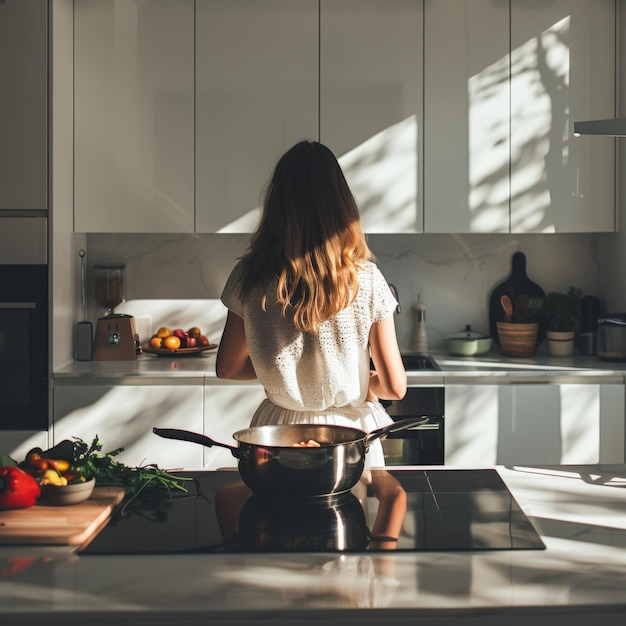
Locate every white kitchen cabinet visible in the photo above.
<box><xmin>195</xmin><ymin>0</ymin><xmax>318</xmax><ymax>233</ymax></box>
<box><xmin>423</xmin><ymin>0</ymin><xmax>510</xmax><ymax>233</ymax></box>
<box><xmin>0</xmin><ymin>0</ymin><xmax>48</xmax><ymax>211</ymax></box>
<box><xmin>202</xmin><ymin>383</ymin><xmax>266</xmax><ymax>469</ymax></box>
<box><xmin>320</xmin><ymin>0</ymin><xmax>423</xmax><ymax>233</ymax></box>
<box><xmin>510</xmin><ymin>0</ymin><xmax>616</xmax><ymax>233</ymax></box>
<box><xmin>445</xmin><ymin>379</ymin><xmax>625</xmax><ymax>466</ymax></box>
<box><xmin>424</xmin><ymin>0</ymin><xmax>615</xmax><ymax>234</ymax></box>
<box><xmin>74</xmin><ymin>0</ymin><xmax>194</xmax><ymax>233</ymax></box>
<box><xmin>71</xmin><ymin>0</ymin><xmax>615</xmax><ymax>235</ymax></box>
<box><xmin>53</xmin><ymin>380</ymin><xmax>204</xmax><ymax>469</ymax></box>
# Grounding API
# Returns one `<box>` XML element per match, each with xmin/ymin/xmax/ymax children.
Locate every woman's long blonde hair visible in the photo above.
<box><xmin>240</xmin><ymin>140</ymin><xmax>373</xmax><ymax>333</ymax></box>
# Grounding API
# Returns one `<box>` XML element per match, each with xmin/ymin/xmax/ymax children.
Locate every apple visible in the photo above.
<box><xmin>187</xmin><ymin>326</ymin><xmax>202</xmax><ymax>338</ymax></box>
<box><xmin>197</xmin><ymin>335</ymin><xmax>210</xmax><ymax>347</ymax></box>
<box><xmin>186</xmin><ymin>337</ymin><xmax>197</xmax><ymax>348</ymax></box>
<box><xmin>173</xmin><ymin>328</ymin><xmax>186</xmax><ymax>340</ymax></box>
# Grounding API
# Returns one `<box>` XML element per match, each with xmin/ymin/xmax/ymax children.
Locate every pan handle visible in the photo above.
<box><xmin>364</xmin><ymin>417</ymin><xmax>430</xmax><ymax>449</ymax></box>
<box><xmin>152</xmin><ymin>427</ymin><xmax>241</xmax><ymax>459</ymax></box>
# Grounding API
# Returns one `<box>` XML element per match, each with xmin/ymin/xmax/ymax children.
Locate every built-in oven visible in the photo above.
<box><xmin>381</xmin><ymin>353</ymin><xmax>445</xmax><ymax>466</ymax></box>
<box><xmin>0</xmin><ymin>218</ymin><xmax>49</xmax><ymax>431</ymax></box>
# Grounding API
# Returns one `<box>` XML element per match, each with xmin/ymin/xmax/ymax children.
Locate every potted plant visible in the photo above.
<box><xmin>542</xmin><ymin>286</ymin><xmax>583</xmax><ymax>356</ymax></box>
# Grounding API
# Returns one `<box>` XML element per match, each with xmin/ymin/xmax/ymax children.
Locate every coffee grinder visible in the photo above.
<box><xmin>92</xmin><ymin>263</ymin><xmax>137</xmax><ymax>360</ymax></box>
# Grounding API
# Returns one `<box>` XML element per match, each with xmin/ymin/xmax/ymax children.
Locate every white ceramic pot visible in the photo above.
<box><xmin>546</xmin><ymin>330</ymin><xmax>575</xmax><ymax>357</ymax></box>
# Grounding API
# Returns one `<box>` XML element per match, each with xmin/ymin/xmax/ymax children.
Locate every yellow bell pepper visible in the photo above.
<box><xmin>40</xmin><ymin>469</ymin><xmax>68</xmax><ymax>486</ymax></box>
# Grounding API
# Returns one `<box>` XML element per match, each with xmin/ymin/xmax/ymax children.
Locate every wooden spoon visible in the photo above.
<box><xmin>514</xmin><ymin>294</ymin><xmax>529</xmax><ymax>323</ymax></box>
<box><xmin>501</xmin><ymin>295</ymin><xmax>514</xmax><ymax>323</ymax></box>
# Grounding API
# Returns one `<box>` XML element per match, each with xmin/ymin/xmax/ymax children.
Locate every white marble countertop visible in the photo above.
<box><xmin>3</xmin><ymin>464</ymin><xmax>626</xmax><ymax>625</ymax></box>
<box><xmin>53</xmin><ymin>350</ymin><xmax>626</xmax><ymax>385</ymax></box>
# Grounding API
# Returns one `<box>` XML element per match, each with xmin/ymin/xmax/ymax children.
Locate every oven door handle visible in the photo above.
<box><xmin>0</xmin><ymin>302</ymin><xmax>36</xmax><ymax>309</ymax></box>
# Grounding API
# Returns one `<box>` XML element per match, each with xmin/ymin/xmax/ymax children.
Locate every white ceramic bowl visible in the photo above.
<box><xmin>41</xmin><ymin>478</ymin><xmax>96</xmax><ymax>506</ymax></box>
<box><xmin>445</xmin><ymin>325</ymin><xmax>492</xmax><ymax>356</ymax></box>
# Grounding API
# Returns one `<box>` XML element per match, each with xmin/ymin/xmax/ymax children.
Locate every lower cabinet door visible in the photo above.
<box><xmin>445</xmin><ymin>382</ymin><xmax>625</xmax><ymax>466</ymax></box>
<box><xmin>0</xmin><ymin>431</ymin><xmax>48</xmax><ymax>463</ymax></box>
<box><xmin>203</xmin><ymin>384</ymin><xmax>266</xmax><ymax>469</ymax></box>
<box><xmin>53</xmin><ymin>382</ymin><xmax>204</xmax><ymax>469</ymax></box>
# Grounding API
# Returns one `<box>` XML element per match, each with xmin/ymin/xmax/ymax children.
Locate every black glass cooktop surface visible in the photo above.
<box><xmin>80</xmin><ymin>469</ymin><xmax>544</xmax><ymax>555</ymax></box>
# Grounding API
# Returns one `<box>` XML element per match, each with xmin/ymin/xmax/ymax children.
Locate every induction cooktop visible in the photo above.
<box><xmin>80</xmin><ymin>468</ymin><xmax>545</xmax><ymax>555</ymax></box>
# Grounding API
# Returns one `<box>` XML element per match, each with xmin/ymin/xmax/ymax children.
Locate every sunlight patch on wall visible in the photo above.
<box><xmin>338</xmin><ymin>115</ymin><xmax>419</xmax><ymax>233</ymax></box>
<box><xmin>215</xmin><ymin>116</ymin><xmax>421</xmax><ymax>235</ymax></box>
<box><xmin>116</xmin><ymin>299</ymin><xmax>227</xmax><ymax>345</ymax></box>
<box><xmin>217</xmin><ymin>208</ymin><xmax>261</xmax><ymax>234</ymax></box>
<box><xmin>511</xmin><ymin>15</ymin><xmax>571</xmax><ymax>232</ymax></box>
<box><xmin>468</xmin><ymin>53</ymin><xmax>510</xmax><ymax>231</ymax></box>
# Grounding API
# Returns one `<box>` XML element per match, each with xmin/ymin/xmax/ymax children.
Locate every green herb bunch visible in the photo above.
<box><xmin>542</xmin><ymin>286</ymin><xmax>583</xmax><ymax>332</ymax></box>
<box><xmin>58</xmin><ymin>436</ymin><xmax>191</xmax><ymax>521</ymax></box>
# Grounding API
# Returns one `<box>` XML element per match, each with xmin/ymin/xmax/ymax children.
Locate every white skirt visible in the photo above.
<box><xmin>249</xmin><ymin>398</ymin><xmax>393</xmax><ymax>468</ymax></box>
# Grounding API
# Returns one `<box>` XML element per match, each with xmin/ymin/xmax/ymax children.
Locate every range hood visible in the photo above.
<box><xmin>573</xmin><ymin>118</ymin><xmax>626</xmax><ymax>137</ymax></box>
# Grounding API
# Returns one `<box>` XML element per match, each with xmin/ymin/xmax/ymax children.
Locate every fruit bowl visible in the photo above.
<box><xmin>142</xmin><ymin>344</ymin><xmax>217</xmax><ymax>357</ymax></box>
<box><xmin>40</xmin><ymin>478</ymin><xmax>96</xmax><ymax>506</ymax></box>
<box><xmin>146</xmin><ymin>326</ymin><xmax>215</xmax><ymax>354</ymax></box>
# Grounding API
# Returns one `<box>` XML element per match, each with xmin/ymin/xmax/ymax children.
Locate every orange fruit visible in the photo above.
<box><xmin>187</xmin><ymin>326</ymin><xmax>202</xmax><ymax>338</ymax></box>
<box><xmin>156</xmin><ymin>326</ymin><xmax>171</xmax><ymax>339</ymax></box>
<box><xmin>162</xmin><ymin>335</ymin><xmax>181</xmax><ymax>350</ymax></box>
<box><xmin>149</xmin><ymin>336</ymin><xmax>162</xmax><ymax>349</ymax></box>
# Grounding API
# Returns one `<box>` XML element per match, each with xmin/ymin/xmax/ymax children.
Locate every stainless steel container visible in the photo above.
<box><xmin>597</xmin><ymin>314</ymin><xmax>626</xmax><ymax>361</ymax></box>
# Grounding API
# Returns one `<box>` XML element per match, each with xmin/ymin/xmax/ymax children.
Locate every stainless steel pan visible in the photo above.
<box><xmin>153</xmin><ymin>417</ymin><xmax>427</xmax><ymax>497</ymax></box>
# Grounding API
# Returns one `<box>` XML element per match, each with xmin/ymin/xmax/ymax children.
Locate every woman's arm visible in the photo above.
<box><xmin>368</xmin><ymin>314</ymin><xmax>407</xmax><ymax>401</ymax></box>
<box><xmin>215</xmin><ymin>310</ymin><xmax>257</xmax><ymax>380</ymax></box>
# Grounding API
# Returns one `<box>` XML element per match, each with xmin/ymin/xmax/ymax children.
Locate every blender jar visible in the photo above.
<box><xmin>94</xmin><ymin>263</ymin><xmax>125</xmax><ymax>315</ymax></box>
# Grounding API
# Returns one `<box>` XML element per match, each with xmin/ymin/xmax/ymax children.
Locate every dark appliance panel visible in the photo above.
<box><xmin>0</xmin><ymin>264</ymin><xmax>48</xmax><ymax>430</ymax></box>
<box><xmin>79</xmin><ymin>469</ymin><xmax>545</xmax><ymax>555</ymax></box>
<box><xmin>383</xmin><ymin>386</ymin><xmax>445</xmax><ymax>465</ymax></box>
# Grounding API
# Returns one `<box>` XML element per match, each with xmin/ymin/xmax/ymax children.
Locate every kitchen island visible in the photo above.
<box><xmin>2</xmin><ymin>464</ymin><xmax>626</xmax><ymax>626</ymax></box>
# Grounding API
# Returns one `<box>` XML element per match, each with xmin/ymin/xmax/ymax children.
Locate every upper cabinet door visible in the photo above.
<box><xmin>195</xmin><ymin>0</ymin><xmax>318</xmax><ymax>233</ymax></box>
<box><xmin>320</xmin><ymin>0</ymin><xmax>424</xmax><ymax>233</ymax></box>
<box><xmin>424</xmin><ymin>0</ymin><xmax>510</xmax><ymax>233</ymax></box>
<box><xmin>0</xmin><ymin>0</ymin><xmax>48</xmax><ymax>211</ymax></box>
<box><xmin>510</xmin><ymin>0</ymin><xmax>616</xmax><ymax>233</ymax></box>
<box><xmin>74</xmin><ymin>0</ymin><xmax>195</xmax><ymax>233</ymax></box>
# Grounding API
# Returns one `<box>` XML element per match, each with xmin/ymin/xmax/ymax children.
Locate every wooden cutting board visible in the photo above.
<box><xmin>0</xmin><ymin>486</ymin><xmax>126</xmax><ymax>546</ymax></box>
<box><xmin>488</xmin><ymin>251</ymin><xmax>547</xmax><ymax>345</ymax></box>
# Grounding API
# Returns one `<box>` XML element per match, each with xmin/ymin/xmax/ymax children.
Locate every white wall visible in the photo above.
<box><xmin>85</xmin><ymin>231</ymin><xmax>602</xmax><ymax>353</ymax></box>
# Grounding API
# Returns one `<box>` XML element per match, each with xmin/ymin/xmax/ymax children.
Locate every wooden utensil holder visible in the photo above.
<box><xmin>496</xmin><ymin>322</ymin><xmax>539</xmax><ymax>357</ymax></box>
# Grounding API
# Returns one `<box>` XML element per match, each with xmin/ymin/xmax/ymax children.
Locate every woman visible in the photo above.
<box><xmin>216</xmin><ymin>140</ymin><xmax>406</xmax><ymax>466</ymax></box>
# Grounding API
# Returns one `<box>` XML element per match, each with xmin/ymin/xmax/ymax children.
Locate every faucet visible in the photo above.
<box><xmin>387</xmin><ymin>283</ymin><xmax>401</xmax><ymax>314</ymax></box>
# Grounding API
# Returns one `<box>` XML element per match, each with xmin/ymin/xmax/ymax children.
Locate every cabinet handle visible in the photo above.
<box><xmin>0</xmin><ymin>302</ymin><xmax>36</xmax><ymax>309</ymax></box>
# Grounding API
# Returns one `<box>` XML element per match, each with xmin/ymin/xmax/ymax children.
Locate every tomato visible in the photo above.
<box><xmin>24</xmin><ymin>452</ymin><xmax>48</xmax><ymax>472</ymax></box>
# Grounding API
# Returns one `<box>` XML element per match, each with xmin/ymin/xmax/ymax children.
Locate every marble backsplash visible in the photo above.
<box><xmin>86</xmin><ymin>232</ymin><xmax>606</xmax><ymax>352</ymax></box>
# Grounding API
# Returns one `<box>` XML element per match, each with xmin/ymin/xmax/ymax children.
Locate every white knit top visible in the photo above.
<box><xmin>221</xmin><ymin>260</ymin><xmax>397</xmax><ymax>413</ymax></box>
